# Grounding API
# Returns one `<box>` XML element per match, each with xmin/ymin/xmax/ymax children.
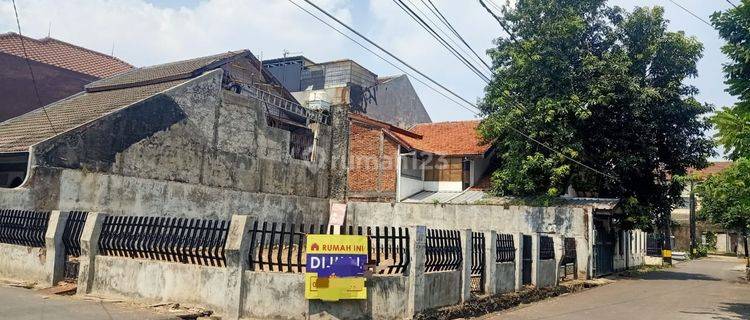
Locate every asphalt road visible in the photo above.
<box><xmin>484</xmin><ymin>255</ymin><xmax>750</xmax><ymax>320</ymax></box>
<box><xmin>0</xmin><ymin>285</ymin><xmax>179</xmax><ymax>320</ymax></box>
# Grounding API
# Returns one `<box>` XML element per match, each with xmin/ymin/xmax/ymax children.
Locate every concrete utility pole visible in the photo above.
<box><xmin>662</xmin><ymin>213</ymin><xmax>672</xmax><ymax>266</ymax></box>
<box><xmin>689</xmin><ymin>180</ymin><xmax>697</xmax><ymax>257</ymax></box>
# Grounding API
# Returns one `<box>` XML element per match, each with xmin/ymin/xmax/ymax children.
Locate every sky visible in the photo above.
<box><xmin>0</xmin><ymin>0</ymin><xmax>736</xmax><ymax>158</ymax></box>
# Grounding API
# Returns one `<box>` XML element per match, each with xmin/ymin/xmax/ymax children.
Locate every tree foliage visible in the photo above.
<box><xmin>697</xmin><ymin>159</ymin><xmax>750</xmax><ymax>233</ymax></box>
<box><xmin>478</xmin><ymin>0</ymin><xmax>714</xmax><ymax>229</ymax></box>
<box><xmin>711</xmin><ymin>2</ymin><xmax>750</xmax><ymax>160</ymax></box>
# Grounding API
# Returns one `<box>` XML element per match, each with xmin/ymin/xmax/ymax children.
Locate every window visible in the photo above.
<box><xmin>424</xmin><ymin>157</ymin><xmax>463</xmax><ymax>182</ymax></box>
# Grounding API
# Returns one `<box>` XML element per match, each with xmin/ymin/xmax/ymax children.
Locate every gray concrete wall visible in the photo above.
<box><xmin>537</xmin><ymin>259</ymin><xmax>557</xmax><ymax>288</ymax></box>
<box><xmin>0</xmin><ymin>243</ymin><xmax>47</xmax><ymax>284</ymax></box>
<box><xmin>242</xmin><ymin>271</ymin><xmax>409</xmax><ymax>320</ymax></box>
<box><xmin>423</xmin><ymin>270</ymin><xmax>461</xmax><ymax>310</ymax></box>
<box><xmin>90</xmin><ymin>256</ymin><xmax>229</xmax><ymax>314</ymax></box>
<box><xmin>346</xmin><ymin>202</ymin><xmax>590</xmax><ymax>277</ymax></box>
<box><xmin>0</xmin><ymin>69</ymin><xmax>333</xmax><ymax>224</ymax></box>
<box><xmin>494</xmin><ymin>262</ymin><xmax>516</xmax><ymax>294</ymax></box>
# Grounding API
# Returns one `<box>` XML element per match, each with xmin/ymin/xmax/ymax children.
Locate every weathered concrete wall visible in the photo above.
<box><xmin>346</xmin><ymin>202</ymin><xmax>590</xmax><ymax>277</ymax></box>
<box><xmin>494</xmin><ymin>262</ymin><xmax>516</xmax><ymax>294</ymax></box>
<box><xmin>0</xmin><ymin>167</ymin><xmax>329</xmax><ymax>224</ymax></box>
<box><xmin>90</xmin><ymin>256</ymin><xmax>229</xmax><ymax>314</ymax></box>
<box><xmin>537</xmin><ymin>259</ymin><xmax>557</xmax><ymax>288</ymax></box>
<box><xmin>0</xmin><ymin>69</ymin><xmax>333</xmax><ymax>224</ymax></box>
<box><xmin>423</xmin><ymin>270</ymin><xmax>461</xmax><ymax>310</ymax></box>
<box><xmin>242</xmin><ymin>272</ymin><xmax>409</xmax><ymax>320</ymax></box>
<box><xmin>0</xmin><ymin>243</ymin><xmax>47</xmax><ymax>284</ymax></box>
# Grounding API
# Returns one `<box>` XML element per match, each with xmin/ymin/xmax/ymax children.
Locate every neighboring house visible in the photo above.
<box><xmin>671</xmin><ymin>161</ymin><xmax>738</xmax><ymax>254</ymax></box>
<box><xmin>263</xmin><ymin>55</ymin><xmax>432</xmax><ymax>200</ymax></box>
<box><xmin>344</xmin><ymin>115</ymin><xmax>492</xmax><ymax>202</ymax></box>
<box><xmin>0</xmin><ymin>32</ymin><xmax>132</xmax><ymax>122</ymax></box>
<box><xmin>262</xmin><ymin>56</ymin><xmax>432</xmax><ymax>129</ymax></box>
<box><xmin>0</xmin><ymin>50</ymin><xmax>335</xmax><ymax>225</ymax></box>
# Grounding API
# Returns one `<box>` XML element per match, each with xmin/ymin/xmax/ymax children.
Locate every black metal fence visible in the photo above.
<box><xmin>560</xmin><ymin>237</ymin><xmax>577</xmax><ymax>280</ymax></box>
<box><xmin>471</xmin><ymin>232</ymin><xmax>485</xmax><ymax>293</ymax></box>
<box><xmin>540</xmin><ymin>235</ymin><xmax>555</xmax><ymax>260</ymax></box>
<box><xmin>62</xmin><ymin>211</ymin><xmax>87</xmax><ymax>257</ymax></box>
<box><xmin>98</xmin><ymin>216</ymin><xmax>230</xmax><ymax>267</ymax></box>
<box><xmin>496</xmin><ymin>234</ymin><xmax>515</xmax><ymax>263</ymax></box>
<box><xmin>646</xmin><ymin>233</ymin><xmax>663</xmax><ymax>256</ymax></box>
<box><xmin>247</xmin><ymin>222</ymin><xmax>410</xmax><ymax>275</ymax></box>
<box><xmin>0</xmin><ymin>209</ymin><xmax>50</xmax><ymax>247</ymax></box>
<box><xmin>425</xmin><ymin>228</ymin><xmax>462</xmax><ymax>272</ymax></box>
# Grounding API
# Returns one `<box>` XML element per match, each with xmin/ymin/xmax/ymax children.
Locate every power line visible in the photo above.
<box><xmin>287</xmin><ymin>0</ymin><xmax>476</xmax><ymax>113</ymax></box>
<box><xmin>291</xmin><ymin>0</ymin><xmax>619</xmax><ymax>181</ymax></box>
<box><xmin>666</xmin><ymin>0</ymin><xmax>712</xmax><ymax>27</ymax></box>
<box><xmin>296</xmin><ymin>0</ymin><xmax>480</xmax><ymax>109</ymax></box>
<box><xmin>393</xmin><ymin>0</ymin><xmax>491</xmax><ymax>82</ymax></box>
<box><xmin>11</xmin><ymin>0</ymin><xmax>57</xmax><ymax>134</ymax></box>
<box><xmin>726</xmin><ymin>0</ymin><xmax>738</xmax><ymax>9</ymax></box>
<box><xmin>419</xmin><ymin>0</ymin><xmax>493</xmax><ymax>71</ymax></box>
<box><xmin>478</xmin><ymin>0</ymin><xmax>517</xmax><ymax>41</ymax></box>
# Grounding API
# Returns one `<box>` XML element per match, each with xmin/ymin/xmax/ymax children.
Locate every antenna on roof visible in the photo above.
<box><xmin>282</xmin><ymin>49</ymin><xmax>302</xmax><ymax>58</ymax></box>
<box><xmin>47</xmin><ymin>21</ymin><xmax>51</xmax><ymax>37</ymax></box>
<box><xmin>111</xmin><ymin>41</ymin><xmax>115</xmax><ymax>56</ymax></box>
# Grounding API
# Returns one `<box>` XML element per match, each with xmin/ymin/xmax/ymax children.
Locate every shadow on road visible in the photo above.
<box><xmin>679</xmin><ymin>303</ymin><xmax>750</xmax><ymax>320</ymax></box>
<box><xmin>637</xmin><ymin>270</ymin><xmax>721</xmax><ymax>281</ymax></box>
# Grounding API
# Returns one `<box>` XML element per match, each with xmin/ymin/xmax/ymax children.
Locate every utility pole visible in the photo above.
<box><xmin>689</xmin><ymin>180</ymin><xmax>697</xmax><ymax>257</ymax></box>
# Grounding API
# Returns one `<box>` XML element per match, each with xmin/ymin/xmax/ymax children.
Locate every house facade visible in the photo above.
<box><xmin>0</xmin><ymin>32</ymin><xmax>132</xmax><ymax>123</ymax></box>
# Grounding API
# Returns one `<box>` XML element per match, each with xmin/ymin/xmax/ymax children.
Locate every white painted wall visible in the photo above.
<box><xmin>424</xmin><ymin>181</ymin><xmax>463</xmax><ymax>192</ymax></box>
<box><xmin>399</xmin><ymin>175</ymin><xmax>424</xmax><ymax>200</ymax></box>
<box><xmin>613</xmin><ymin>230</ymin><xmax>648</xmax><ymax>270</ymax></box>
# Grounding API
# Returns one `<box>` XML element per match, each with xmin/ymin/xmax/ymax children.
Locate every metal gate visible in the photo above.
<box><xmin>62</xmin><ymin>212</ymin><xmax>87</xmax><ymax>281</ymax></box>
<box><xmin>593</xmin><ymin>224</ymin><xmax>614</xmax><ymax>277</ymax></box>
<box><xmin>522</xmin><ymin>235</ymin><xmax>532</xmax><ymax>285</ymax></box>
<box><xmin>470</xmin><ymin>232</ymin><xmax>485</xmax><ymax>293</ymax></box>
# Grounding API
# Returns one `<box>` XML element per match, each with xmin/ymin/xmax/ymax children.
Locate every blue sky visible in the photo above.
<box><xmin>1</xmin><ymin>0</ymin><xmax>735</xmax><ymax>158</ymax></box>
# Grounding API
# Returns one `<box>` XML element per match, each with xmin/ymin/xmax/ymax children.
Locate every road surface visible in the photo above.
<box><xmin>0</xmin><ymin>285</ymin><xmax>180</xmax><ymax>320</ymax></box>
<box><xmin>484</xmin><ymin>255</ymin><xmax>750</xmax><ymax>320</ymax></box>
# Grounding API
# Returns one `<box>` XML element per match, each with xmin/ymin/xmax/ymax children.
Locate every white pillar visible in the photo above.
<box><xmin>224</xmin><ymin>215</ymin><xmax>253</xmax><ymax>320</ymax></box>
<box><xmin>44</xmin><ymin>210</ymin><xmax>68</xmax><ymax>286</ymax></box>
<box><xmin>407</xmin><ymin>226</ymin><xmax>427</xmax><ymax>316</ymax></box>
<box><xmin>460</xmin><ymin>229</ymin><xmax>473</xmax><ymax>302</ymax></box>
<box><xmin>484</xmin><ymin>231</ymin><xmax>498</xmax><ymax>294</ymax></box>
<box><xmin>76</xmin><ymin>212</ymin><xmax>106</xmax><ymax>294</ymax></box>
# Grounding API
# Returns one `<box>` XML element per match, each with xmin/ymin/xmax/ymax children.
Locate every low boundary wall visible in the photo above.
<box><xmin>0</xmin><ymin>243</ymin><xmax>48</xmax><ymax>284</ymax></box>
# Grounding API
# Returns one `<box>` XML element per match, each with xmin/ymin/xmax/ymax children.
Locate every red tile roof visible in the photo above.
<box><xmin>395</xmin><ymin>120</ymin><xmax>491</xmax><ymax>156</ymax></box>
<box><xmin>0</xmin><ymin>32</ymin><xmax>132</xmax><ymax>78</ymax></box>
<box><xmin>688</xmin><ymin>161</ymin><xmax>733</xmax><ymax>179</ymax></box>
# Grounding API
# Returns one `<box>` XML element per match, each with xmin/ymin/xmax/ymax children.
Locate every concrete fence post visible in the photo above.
<box><xmin>460</xmin><ymin>229</ymin><xmax>472</xmax><ymax>302</ymax></box>
<box><xmin>44</xmin><ymin>210</ymin><xmax>68</xmax><ymax>286</ymax></box>
<box><xmin>77</xmin><ymin>212</ymin><xmax>106</xmax><ymax>294</ymax></box>
<box><xmin>407</xmin><ymin>226</ymin><xmax>426</xmax><ymax>316</ymax></box>
<box><xmin>224</xmin><ymin>215</ymin><xmax>252</xmax><ymax>320</ymax></box>
<box><xmin>532</xmin><ymin>233</ymin><xmax>541</xmax><ymax>287</ymax></box>
<box><xmin>484</xmin><ymin>231</ymin><xmax>498</xmax><ymax>295</ymax></box>
<box><xmin>514</xmin><ymin>233</ymin><xmax>523</xmax><ymax>291</ymax></box>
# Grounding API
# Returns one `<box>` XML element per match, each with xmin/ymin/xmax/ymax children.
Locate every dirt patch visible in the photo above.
<box><xmin>414</xmin><ymin>280</ymin><xmax>610</xmax><ymax>320</ymax></box>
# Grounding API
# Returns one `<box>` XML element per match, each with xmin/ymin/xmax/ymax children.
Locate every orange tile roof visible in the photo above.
<box><xmin>0</xmin><ymin>32</ymin><xmax>132</xmax><ymax>78</ymax></box>
<box><xmin>688</xmin><ymin>161</ymin><xmax>733</xmax><ymax>179</ymax></box>
<box><xmin>395</xmin><ymin>120</ymin><xmax>491</xmax><ymax>156</ymax></box>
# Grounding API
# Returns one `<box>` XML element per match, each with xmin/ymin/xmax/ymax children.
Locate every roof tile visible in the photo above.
<box><xmin>395</xmin><ymin>120</ymin><xmax>490</xmax><ymax>156</ymax></box>
<box><xmin>0</xmin><ymin>32</ymin><xmax>132</xmax><ymax>78</ymax></box>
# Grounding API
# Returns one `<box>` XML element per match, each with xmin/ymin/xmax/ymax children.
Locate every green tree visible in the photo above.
<box><xmin>478</xmin><ymin>1</ymin><xmax>714</xmax><ymax>230</ymax></box>
<box><xmin>711</xmin><ymin>1</ymin><xmax>750</xmax><ymax>160</ymax></box>
<box><xmin>696</xmin><ymin>159</ymin><xmax>750</xmax><ymax>270</ymax></box>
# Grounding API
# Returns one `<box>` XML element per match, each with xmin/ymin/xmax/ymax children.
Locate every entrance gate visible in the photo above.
<box><xmin>593</xmin><ymin>220</ymin><xmax>614</xmax><ymax>277</ymax></box>
<box><xmin>522</xmin><ymin>235</ymin><xmax>532</xmax><ymax>285</ymax></box>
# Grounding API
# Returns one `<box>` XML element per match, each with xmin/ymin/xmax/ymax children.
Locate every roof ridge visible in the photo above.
<box><xmin>414</xmin><ymin>119</ymin><xmax>481</xmax><ymax>126</ymax></box>
<box><xmin>39</xmin><ymin>37</ymin><xmax>133</xmax><ymax>67</ymax></box>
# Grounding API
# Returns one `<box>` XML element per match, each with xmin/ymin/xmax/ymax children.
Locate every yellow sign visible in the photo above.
<box><xmin>304</xmin><ymin>234</ymin><xmax>368</xmax><ymax>301</ymax></box>
<box><xmin>662</xmin><ymin>249</ymin><xmax>672</xmax><ymax>258</ymax></box>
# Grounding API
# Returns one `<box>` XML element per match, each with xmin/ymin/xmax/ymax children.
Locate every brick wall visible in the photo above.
<box><xmin>347</xmin><ymin>119</ymin><xmax>398</xmax><ymax>201</ymax></box>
